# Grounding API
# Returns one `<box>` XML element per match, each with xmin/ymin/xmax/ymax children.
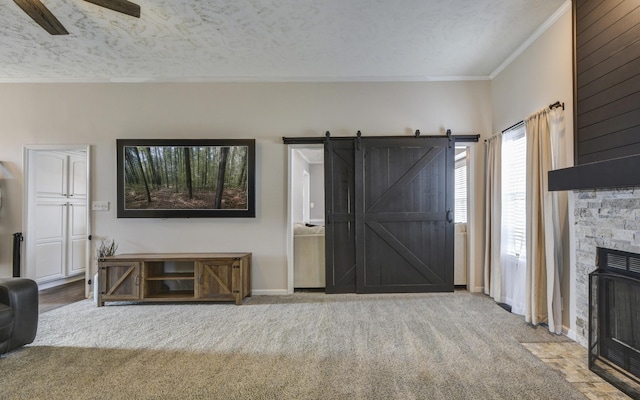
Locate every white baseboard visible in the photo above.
<box><xmin>563</xmin><ymin>326</ymin><xmax>580</xmax><ymax>343</ymax></box>
<box><xmin>469</xmin><ymin>285</ymin><xmax>484</xmax><ymax>293</ymax></box>
<box><xmin>251</xmin><ymin>289</ymin><xmax>288</xmax><ymax>296</ymax></box>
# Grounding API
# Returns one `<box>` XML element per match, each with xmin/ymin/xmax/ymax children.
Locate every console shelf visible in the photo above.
<box><xmin>97</xmin><ymin>252</ymin><xmax>251</xmax><ymax>306</ymax></box>
<box><xmin>145</xmin><ymin>274</ymin><xmax>194</xmax><ymax>280</ymax></box>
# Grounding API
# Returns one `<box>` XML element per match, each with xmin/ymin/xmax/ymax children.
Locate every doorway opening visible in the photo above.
<box><xmin>288</xmin><ymin>145</ymin><xmax>325</xmax><ymax>293</ymax></box>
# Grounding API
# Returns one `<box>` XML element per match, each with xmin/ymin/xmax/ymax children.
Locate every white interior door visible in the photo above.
<box><xmin>32</xmin><ymin>152</ymin><xmax>67</xmax><ymax>281</ymax></box>
<box><xmin>67</xmin><ymin>153</ymin><xmax>88</xmax><ymax>276</ymax></box>
<box><xmin>24</xmin><ymin>146</ymin><xmax>90</xmax><ymax>292</ymax></box>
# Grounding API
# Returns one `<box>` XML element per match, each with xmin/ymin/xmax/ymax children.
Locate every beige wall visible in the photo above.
<box><xmin>491</xmin><ymin>9</ymin><xmax>575</xmax><ymax>336</ymax></box>
<box><xmin>0</xmin><ymin>81</ymin><xmax>492</xmax><ymax>293</ymax></box>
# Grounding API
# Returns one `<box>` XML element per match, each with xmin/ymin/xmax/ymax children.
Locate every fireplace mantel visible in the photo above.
<box><xmin>549</xmin><ymin>154</ymin><xmax>640</xmax><ymax>191</ymax></box>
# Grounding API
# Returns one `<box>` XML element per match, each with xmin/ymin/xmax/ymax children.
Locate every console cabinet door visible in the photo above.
<box><xmin>99</xmin><ymin>261</ymin><xmax>141</xmax><ymax>305</ymax></box>
<box><xmin>196</xmin><ymin>259</ymin><xmax>236</xmax><ymax>302</ymax></box>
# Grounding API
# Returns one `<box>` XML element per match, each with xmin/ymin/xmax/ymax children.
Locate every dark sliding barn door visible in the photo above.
<box><xmin>325</xmin><ymin>139</ymin><xmax>356</xmax><ymax>293</ymax></box>
<box><xmin>357</xmin><ymin>137</ymin><xmax>454</xmax><ymax>293</ymax></box>
<box><xmin>325</xmin><ymin>136</ymin><xmax>454</xmax><ymax>294</ymax></box>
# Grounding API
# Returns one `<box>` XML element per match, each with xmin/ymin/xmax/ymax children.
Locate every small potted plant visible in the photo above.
<box><xmin>96</xmin><ymin>238</ymin><xmax>118</xmax><ymax>260</ymax></box>
<box><xmin>94</xmin><ymin>238</ymin><xmax>118</xmax><ymax>304</ymax></box>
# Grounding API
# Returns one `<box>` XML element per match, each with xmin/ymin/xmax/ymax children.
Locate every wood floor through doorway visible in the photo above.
<box><xmin>38</xmin><ymin>279</ymin><xmax>85</xmax><ymax>314</ymax></box>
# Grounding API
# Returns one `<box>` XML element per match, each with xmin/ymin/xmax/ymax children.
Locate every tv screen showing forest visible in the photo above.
<box><xmin>116</xmin><ymin>139</ymin><xmax>255</xmax><ymax>218</ymax></box>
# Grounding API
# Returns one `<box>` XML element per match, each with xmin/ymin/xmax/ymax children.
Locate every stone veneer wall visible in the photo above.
<box><xmin>573</xmin><ymin>188</ymin><xmax>640</xmax><ymax>346</ymax></box>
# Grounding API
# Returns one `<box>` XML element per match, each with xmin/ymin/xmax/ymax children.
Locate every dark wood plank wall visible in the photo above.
<box><xmin>575</xmin><ymin>0</ymin><xmax>640</xmax><ymax>165</ymax></box>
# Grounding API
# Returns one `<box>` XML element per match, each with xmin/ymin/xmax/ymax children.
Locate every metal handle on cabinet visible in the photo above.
<box><xmin>134</xmin><ymin>275</ymin><xmax>139</xmax><ymax>285</ymax></box>
<box><xmin>199</xmin><ymin>274</ymin><xmax>203</xmax><ymax>284</ymax></box>
<box><xmin>446</xmin><ymin>209</ymin><xmax>453</xmax><ymax>223</ymax></box>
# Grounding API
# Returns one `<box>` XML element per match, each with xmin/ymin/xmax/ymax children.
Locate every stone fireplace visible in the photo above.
<box><xmin>574</xmin><ymin>188</ymin><xmax>640</xmax><ymax>397</ymax></box>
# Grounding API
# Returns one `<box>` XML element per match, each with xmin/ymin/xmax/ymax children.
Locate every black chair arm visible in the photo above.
<box><xmin>0</xmin><ymin>279</ymin><xmax>38</xmax><ymax>350</ymax></box>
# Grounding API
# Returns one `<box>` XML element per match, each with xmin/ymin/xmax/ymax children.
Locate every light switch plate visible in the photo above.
<box><xmin>92</xmin><ymin>201</ymin><xmax>109</xmax><ymax>211</ymax></box>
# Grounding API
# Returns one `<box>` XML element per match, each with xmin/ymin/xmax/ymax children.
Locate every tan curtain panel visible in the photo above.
<box><xmin>524</xmin><ymin>107</ymin><xmax>564</xmax><ymax>334</ymax></box>
<box><xmin>483</xmin><ymin>135</ymin><xmax>502</xmax><ymax>301</ymax></box>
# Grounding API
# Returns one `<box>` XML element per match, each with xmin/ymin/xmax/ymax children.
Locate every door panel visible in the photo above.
<box><xmin>69</xmin><ymin>203</ymin><xmax>87</xmax><ymax>274</ymax></box>
<box><xmin>70</xmin><ymin>238</ymin><xmax>87</xmax><ymax>274</ymax></box>
<box><xmin>34</xmin><ymin>153</ymin><xmax>67</xmax><ymax>197</ymax></box>
<box><xmin>197</xmin><ymin>260</ymin><xmax>234</xmax><ymax>300</ymax></box>
<box><xmin>100</xmin><ymin>262</ymin><xmax>141</xmax><ymax>301</ymax></box>
<box><xmin>69</xmin><ymin>155</ymin><xmax>87</xmax><ymax>198</ymax></box>
<box><xmin>69</xmin><ymin>203</ymin><xmax>86</xmax><ymax>236</ymax></box>
<box><xmin>324</xmin><ymin>140</ymin><xmax>356</xmax><ymax>293</ymax></box>
<box><xmin>34</xmin><ymin>203</ymin><xmax>65</xmax><ymax>280</ymax></box>
<box><xmin>35</xmin><ymin>203</ymin><xmax>65</xmax><ymax>239</ymax></box>
<box><xmin>35</xmin><ymin>242</ymin><xmax>64</xmax><ymax>280</ymax></box>
<box><xmin>357</xmin><ymin>138</ymin><xmax>453</xmax><ymax>293</ymax></box>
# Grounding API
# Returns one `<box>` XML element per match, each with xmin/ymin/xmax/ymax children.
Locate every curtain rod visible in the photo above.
<box><xmin>484</xmin><ymin>120</ymin><xmax>524</xmax><ymax>142</ymax></box>
<box><xmin>504</xmin><ymin>100</ymin><xmax>564</xmax><ymax>133</ymax></box>
<box><xmin>501</xmin><ymin>120</ymin><xmax>524</xmax><ymax>134</ymax></box>
<box><xmin>549</xmin><ymin>100</ymin><xmax>565</xmax><ymax>110</ymax></box>
<box><xmin>486</xmin><ymin>100</ymin><xmax>564</xmax><ymax>142</ymax></box>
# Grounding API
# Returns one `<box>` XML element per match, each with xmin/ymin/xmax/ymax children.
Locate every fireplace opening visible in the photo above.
<box><xmin>590</xmin><ymin>247</ymin><xmax>640</xmax><ymax>398</ymax></box>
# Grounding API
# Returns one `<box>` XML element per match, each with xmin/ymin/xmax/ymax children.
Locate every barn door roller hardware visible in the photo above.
<box><xmin>282</xmin><ymin>130</ymin><xmax>479</xmax><ymax>144</ymax></box>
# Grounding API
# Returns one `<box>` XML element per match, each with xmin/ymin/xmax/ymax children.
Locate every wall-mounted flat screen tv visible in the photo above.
<box><xmin>116</xmin><ymin>139</ymin><xmax>255</xmax><ymax>218</ymax></box>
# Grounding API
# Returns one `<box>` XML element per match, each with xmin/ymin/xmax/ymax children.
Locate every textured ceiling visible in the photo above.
<box><xmin>296</xmin><ymin>148</ymin><xmax>324</xmax><ymax>164</ymax></box>
<box><xmin>0</xmin><ymin>0</ymin><xmax>567</xmax><ymax>82</ymax></box>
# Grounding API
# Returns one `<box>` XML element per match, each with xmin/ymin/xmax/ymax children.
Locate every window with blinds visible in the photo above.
<box><xmin>454</xmin><ymin>152</ymin><xmax>467</xmax><ymax>223</ymax></box>
<box><xmin>501</xmin><ymin>123</ymin><xmax>526</xmax><ymax>259</ymax></box>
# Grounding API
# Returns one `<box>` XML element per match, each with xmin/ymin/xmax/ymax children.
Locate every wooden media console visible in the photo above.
<box><xmin>97</xmin><ymin>252</ymin><xmax>251</xmax><ymax>306</ymax></box>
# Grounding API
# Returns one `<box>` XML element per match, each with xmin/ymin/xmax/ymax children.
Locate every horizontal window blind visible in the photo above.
<box><xmin>454</xmin><ymin>158</ymin><xmax>467</xmax><ymax>223</ymax></box>
<box><xmin>501</xmin><ymin>123</ymin><xmax>526</xmax><ymax>260</ymax></box>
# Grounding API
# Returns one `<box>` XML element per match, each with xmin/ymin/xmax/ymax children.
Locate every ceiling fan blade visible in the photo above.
<box><xmin>83</xmin><ymin>0</ymin><xmax>140</xmax><ymax>18</ymax></box>
<box><xmin>13</xmin><ymin>0</ymin><xmax>69</xmax><ymax>35</ymax></box>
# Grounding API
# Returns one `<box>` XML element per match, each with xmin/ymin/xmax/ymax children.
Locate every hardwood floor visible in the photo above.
<box><xmin>38</xmin><ymin>279</ymin><xmax>86</xmax><ymax>314</ymax></box>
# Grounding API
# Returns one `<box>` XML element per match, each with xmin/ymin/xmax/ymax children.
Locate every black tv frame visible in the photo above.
<box><xmin>116</xmin><ymin>138</ymin><xmax>256</xmax><ymax>218</ymax></box>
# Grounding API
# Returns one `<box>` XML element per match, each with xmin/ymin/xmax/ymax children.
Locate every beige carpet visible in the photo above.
<box><xmin>0</xmin><ymin>292</ymin><xmax>586</xmax><ymax>399</ymax></box>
